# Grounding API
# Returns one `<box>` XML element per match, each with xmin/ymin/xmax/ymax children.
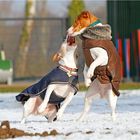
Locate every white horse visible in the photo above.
<box><xmin>67</xmin><ymin>11</ymin><xmax>120</xmax><ymax>121</ymax></box>
<box><xmin>19</xmin><ymin>36</ymin><xmax>79</xmax><ymax>123</ymax></box>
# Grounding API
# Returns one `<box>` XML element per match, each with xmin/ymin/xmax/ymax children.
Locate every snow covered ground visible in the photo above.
<box><xmin>0</xmin><ymin>90</ymin><xmax>140</xmax><ymax>140</ymax></box>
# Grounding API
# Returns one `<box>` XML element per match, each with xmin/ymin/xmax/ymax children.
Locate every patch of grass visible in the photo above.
<box><xmin>120</xmin><ymin>82</ymin><xmax>140</xmax><ymax>90</ymax></box>
<box><xmin>79</xmin><ymin>82</ymin><xmax>140</xmax><ymax>91</ymax></box>
<box><xmin>0</xmin><ymin>82</ymin><xmax>140</xmax><ymax>93</ymax></box>
<box><xmin>0</xmin><ymin>83</ymin><xmax>32</xmax><ymax>93</ymax></box>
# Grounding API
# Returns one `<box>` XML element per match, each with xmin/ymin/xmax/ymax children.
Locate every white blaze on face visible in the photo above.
<box><xmin>67</xmin><ymin>26</ymin><xmax>74</xmax><ymax>35</ymax></box>
<box><xmin>67</xmin><ymin>26</ymin><xmax>86</xmax><ymax>36</ymax></box>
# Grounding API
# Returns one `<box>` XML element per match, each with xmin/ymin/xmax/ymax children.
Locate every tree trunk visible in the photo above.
<box><xmin>40</xmin><ymin>0</ymin><xmax>47</xmax><ymax>57</ymax></box>
<box><xmin>15</xmin><ymin>0</ymin><xmax>36</xmax><ymax>78</ymax></box>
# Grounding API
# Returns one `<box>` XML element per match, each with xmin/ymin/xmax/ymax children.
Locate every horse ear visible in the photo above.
<box><xmin>82</xmin><ymin>11</ymin><xmax>90</xmax><ymax>18</ymax></box>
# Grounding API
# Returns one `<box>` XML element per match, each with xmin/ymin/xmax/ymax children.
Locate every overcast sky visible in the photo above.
<box><xmin>0</xmin><ymin>0</ymin><xmax>107</xmax><ymax>22</ymax></box>
<box><xmin>47</xmin><ymin>0</ymin><xmax>106</xmax><ymax>18</ymax></box>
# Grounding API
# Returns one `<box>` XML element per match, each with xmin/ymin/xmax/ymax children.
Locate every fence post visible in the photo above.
<box><xmin>117</xmin><ymin>38</ymin><xmax>124</xmax><ymax>79</ymax></box>
<box><xmin>124</xmin><ymin>38</ymin><xmax>131</xmax><ymax>81</ymax></box>
<box><xmin>0</xmin><ymin>43</ymin><xmax>6</xmax><ymax>60</ymax></box>
<box><xmin>137</xmin><ymin>29</ymin><xmax>140</xmax><ymax>78</ymax></box>
<box><xmin>131</xmin><ymin>31</ymin><xmax>139</xmax><ymax>81</ymax></box>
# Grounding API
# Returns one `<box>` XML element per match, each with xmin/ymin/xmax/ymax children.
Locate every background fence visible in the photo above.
<box><xmin>0</xmin><ymin>17</ymin><xmax>69</xmax><ymax>80</ymax></box>
<box><xmin>0</xmin><ymin>16</ymin><xmax>140</xmax><ymax>82</ymax></box>
<box><xmin>107</xmin><ymin>0</ymin><xmax>140</xmax><ymax>81</ymax></box>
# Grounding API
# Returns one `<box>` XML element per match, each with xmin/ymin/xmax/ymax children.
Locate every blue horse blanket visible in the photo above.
<box><xmin>16</xmin><ymin>67</ymin><xmax>79</xmax><ymax>105</ymax></box>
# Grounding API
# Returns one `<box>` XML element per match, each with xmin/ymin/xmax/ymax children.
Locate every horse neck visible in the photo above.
<box><xmin>62</xmin><ymin>48</ymin><xmax>77</xmax><ymax>68</ymax></box>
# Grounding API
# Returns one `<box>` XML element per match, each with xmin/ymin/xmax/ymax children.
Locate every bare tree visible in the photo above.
<box><xmin>40</xmin><ymin>0</ymin><xmax>48</xmax><ymax>57</ymax></box>
<box><xmin>15</xmin><ymin>0</ymin><xmax>36</xmax><ymax>78</ymax></box>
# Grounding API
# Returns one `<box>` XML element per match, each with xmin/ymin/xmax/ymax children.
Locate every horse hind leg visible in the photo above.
<box><xmin>78</xmin><ymin>96</ymin><xmax>93</xmax><ymax>121</ymax></box>
<box><xmin>108</xmin><ymin>91</ymin><xmax>117</xmax><ymax>121</ymax></box>
<box><xmin>21</xmin><ymin>97</ymin><xmax>38</xmax><ymax>124</ymax></box>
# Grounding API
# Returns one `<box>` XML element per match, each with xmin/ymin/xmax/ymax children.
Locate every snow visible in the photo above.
<box><xmin>0</xmin><ymin>90</ymin><xmax>140</xmax><ymax>140</ymax></box>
